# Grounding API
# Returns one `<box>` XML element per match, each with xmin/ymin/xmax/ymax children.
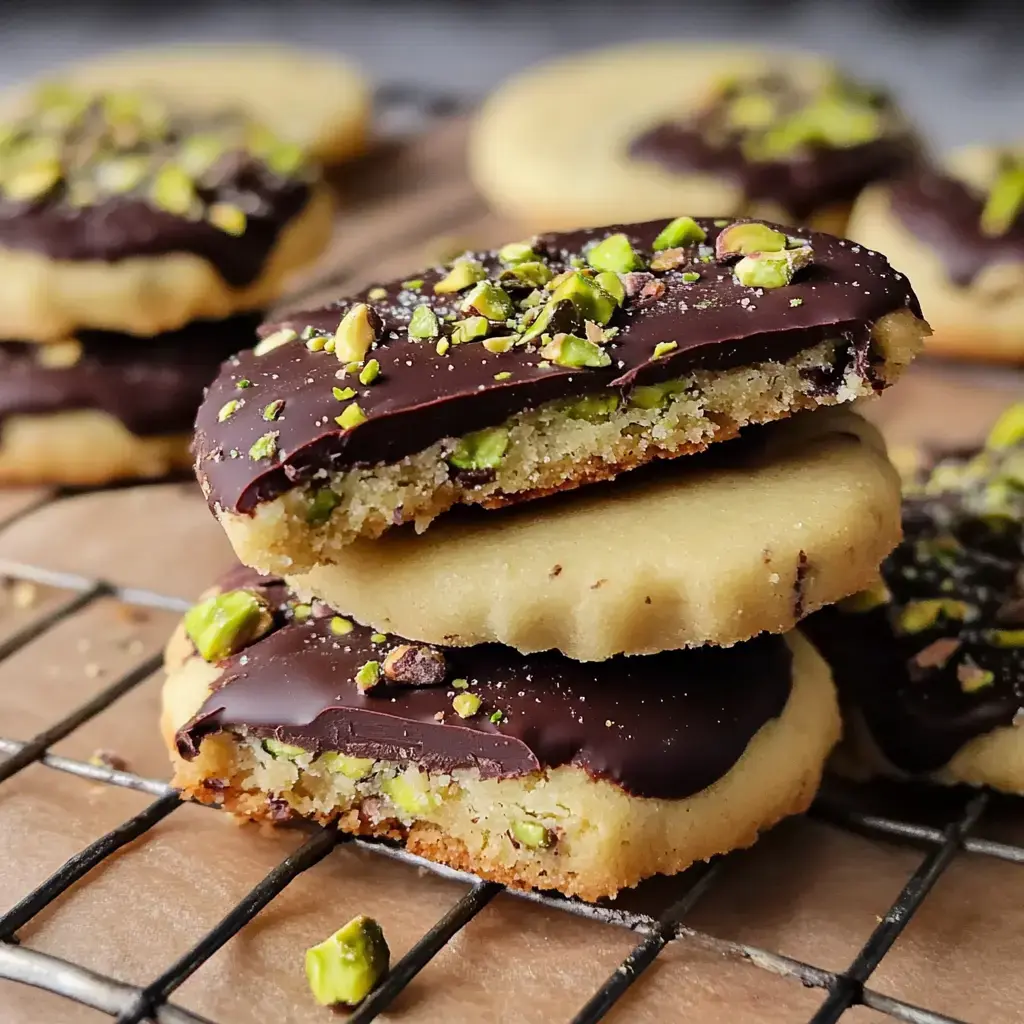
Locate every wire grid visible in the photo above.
<box><xmin>0</xmin><ymin>84</ymin><xmax>1016</xmax><ymax>1024</ymax></box>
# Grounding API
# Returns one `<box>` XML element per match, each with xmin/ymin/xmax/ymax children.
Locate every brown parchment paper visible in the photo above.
<box><xmin>2</xmin><ymin>117</ymin><xmax>1024</xmax><ymax>1024</ymax></box>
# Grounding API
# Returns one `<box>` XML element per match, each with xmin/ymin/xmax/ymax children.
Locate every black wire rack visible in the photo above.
<box><xmin>0</xmin><ymin>82</ymin><xmax>1019</xmax><ymax>1024</ymax></box>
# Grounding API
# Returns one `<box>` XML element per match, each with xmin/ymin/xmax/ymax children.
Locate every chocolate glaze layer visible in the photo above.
<box><xmin>176</xmin><ymin>568</ymin><xmax>794</xmax><ymax>800</ymax></box>
<box><xmin>0</xmin><ymin>314</ymin><xmax>259</xmax><ymax>435</ymax></box>
<box><xmin>804</xmin><ymin>445</ymin><xmax>1024</xmax><ymax>774</ymax></box>
<box><xmin>194</xmin><ymin>217</ymin><xmax>921</xmax><ymax>515</ymax></box>
<box><xmin>888</xmin><ymin>170</ymin><xmax>1024</xmax><ymax>286</ymax></box>
<box><xmin>0</xmin><ymin>174</ymin><xmax>310</xmax><ymax>288</ymax></box>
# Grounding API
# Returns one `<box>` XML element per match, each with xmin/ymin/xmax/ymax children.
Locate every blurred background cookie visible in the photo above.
<box><xmin>470</xmin><ymin>43</ymin><xmax>918</xmax><ymax>234</ymax></box>
<box><xmin>848</xmin><ymin>144</ymin><xmax>1024</xmax><ymax>363</ymax></box>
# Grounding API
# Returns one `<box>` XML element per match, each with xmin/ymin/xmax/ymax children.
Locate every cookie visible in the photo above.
<box><xmin>847</xmin><ymin>145</ymin><xmax>1024</xmax><ymax>363</ymax></box>
<box><xmin>0</xmin><ymin>315</ymin><xmax>258</xmax><ymax>485</ymax></box>
<box><xmin>804</xmin><ymin>403</ymin><xmax>1024</xmax><ymax>792</ymax></box>
<box><xmin>12</xmin><ymin>44</ymin><xmax>370</xmax><ymax>167</ymax></box>
<box><xmin>470</xmin><ymin>43</ymin><xmax>917</xmax><ymax>235</ymax></box>
<box><xmin>164</xmin><ymin>568</ymin><xmax>839</xmax><ymax>900</ymax></box>
<box><xmin>194</xmin><ymin>216</ymin><xmax>927</xmax><ymax>572</ymax></box>
<box><xmin>0</xmin><ymin>84</ymin><xmax>333</xmax><ymax>342</ymax></box>
<box><xmin>288</xmin><ymin>409</ymin><xmax>900</xmax><ymax>660</ymax></box>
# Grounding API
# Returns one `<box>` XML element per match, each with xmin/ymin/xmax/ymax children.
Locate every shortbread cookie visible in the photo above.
<box><xmin>194</xmin><ymin>216</ymin><xmax>927</xmax><ymax>571</ymax></box>
<box><xmin>804</xmin><ymin>403</ymin><xmax>1024</xmax><ymax>792</ymax></box>
<box><xmin>470</xmin><ymin>43</ymin><xmax>917</xmax><ymax>234</ymax></box>
<box><xmin>0</xmin><ymin>84</ymin><xmax>333</xmax><ymax>341</ymax></box>
<box><xmin>51</xmin><ymin>44</ymin><xmax>370</xmax><ymax>166</ymax></box>
<box><xmin>847</xmin><ymin>145</ymin><xmax>1024</xmax><ymax>362</ymax></box>
<box><xmin>164</xmin><ymin>569</ymin><xmax>839</xmax><ymax>900</ymax></box>
<box><xmin>289</xmin><ymin>409</ymin><xmax>900</xmax><ymax>660</ymax></box>
<box><xmin>0</xmin><ymin>315</ymin><xmax>258</xmax><ymax>485</ymax></box>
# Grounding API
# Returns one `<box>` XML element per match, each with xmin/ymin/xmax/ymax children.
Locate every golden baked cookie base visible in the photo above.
<box><xmin>216</xmin><ymin>309</ymin><xmax>927</xmax><ymax>576</ymax></box>
<box><xmin>162</xmin><ymin>629</ymin><xmax>839</xmax><ymax>901</ymax></box>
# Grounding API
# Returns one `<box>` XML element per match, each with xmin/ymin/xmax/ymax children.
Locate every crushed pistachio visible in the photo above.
<box><xmin>452</xmin><ymin>692</ymin><xmax>482</xmax><ymax>718</ymax></box>
<box><xmin>330</xmin><ymin>616</ymin><xmax>354</xmax><ymax>635</ymax></box>
<box><xmin>651</xmin><ymin>341</ymin><xmax>678</xmax><ymax>360</ymax></box>
<box><xmin>334</xmin><ymin>303</ymin><xmax>378</xmax><ymax>363</ymax></box>
<box><xmin>540</xmin><ymin>333</ymin><xmax>612</xmax><ymax>369</ymax></box>
<box><xmin>715</xmin><ymin>221</ymin><xmax>788</xmax><ymax>260</ymax></box>
<box><xmin>408</xmin><ymin>304</ymin><xmax>440</xmax><ymax>340</ymax></box>
<box><xmin>367</xmin><ymin>286</ymin><xmax>387</xmax><ymax>301</ymax></box>
<box><xmin>262</xmin><ymin>399</ymin><xmax>285</xmax><ymax>421</ymax></box>
<box><xmin>652</xmin><ymin>215</ymin><xmax>707</xmax><ymax>251</ymax></box>
<box><xmin>305</xmin><ymin>915</ymin><xmax>390</xmax><ymax>1008</ymax></box>
<box><xmin>217</xmin><ymin>399</ymin><xmax>241</xmax><ymax>422</ymax></box>
<box><xmin>184</xmin><ymin>588</ymin><xmax>273</xmax><ymax>662</ymax></box>
<box><xmin>306</xmin><ymin>488</ymin><xmax>340</xmax><ymax>524</ymax></box>
<box><xmin>448</xmin><ymin>426</ymin><xmax>509</xmax><ymax>471</ymax></box>
<box><xmin>433</xmin><ymin>259</ymin><xmax>486</xmax><ymax>294</ymax></box>
<box><xmin>586</xmin><ymin>232</ymin><xmax>644</xmax><ymax>274</ymax></box>
<box><xmin>248</xmin><ymin>432</ymin><xmax>278</xmax><ymax>460</ymax></box>
<box><xmin>449</xmin><ymin>316</ymin><xmax>490</xmax><ymax>345</ymax></box>
<box><xmin>510</xmin><ymin>819</ymin><xmax>554</xmax><ymax>849</ymax></box>
<box><xmin>359</xmin><ymin>359</ymin><xmax>381</xmax><ymax>385</ymax></box>
<box><xmin>354</xmin><ymin>660</ymin><xmax>381</xmax><ymax>693</ymax></box>
<box><xmin>333</xmin><ymin>386</ymin><xmax>356</xmax><ymax>401</ymax></box>
<box><xmin>401</xmin><ymin>278</ymin><xmax>424</xmax><ymax>291</ymax></box>
<box><xmin>493</xmin><ymin>371</ymin><xmax>512</xmax><ymax>381</ymax></box>
<box><xmin>253</xmin><ymin>328</ymin><xmax>297</xmax><ymax>356</ymax></box>
<box><xmin>336</xmin><ymin>403</ymin><xmax>367</xmax><ymax>430</ymax></box>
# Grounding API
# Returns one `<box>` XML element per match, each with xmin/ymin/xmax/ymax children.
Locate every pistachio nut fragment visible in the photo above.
<box><xmin>4</xmin><ymin>159</ymin><xmax>62</xmax><ymax>202</ymax></box>
<box><xmin>594</xmin><ymin>271</ymin><xmax>625</xmax><ymax>305</ymax></box>
<box><xmin>541</xmin><ymin>333</ymin><xmax>612</xmax><ymax>369</ymax></box>
<box><xmin>734</xmin><ymin>246</ymin><xmax>813</xmax><ymax>289</ymax></box>
<box><xmin>629</xmin><ymin>380</ymin><xmax>685</xmax><ymax>410</ymax></box>
<box><xmin>499</xmin><ymin>241</ymin><xmax>538</xmax><ymax>265</ymax></box>
<box><xmin>651</xmin><ymin>341</ymin><xmax>677</xmax><ymax>360</ymax></box>
<box><xmin>650</xmin><ymin>248</ymin><xmax>690</xmax><ymax>272</ymax></box>
<box><xmin>980</xmin><ymin>160</ymin><xmax>1024</xmax><ymax>237</ymax></box>
<box><xmin>987</xmin><ymin>629</ymin><xmax>1024</xmax><ymax>648</ymax></box>
<box><xmin>217</xmin><ymin>399</ymin><xmax>241</xmax><ymax>422</ymax></box>
<box><xmin>94</xmin><ymin>155</ymin><xmax>148</xmax><ymax>195</ymax></box>
<box><xmin>452</xmin><ymin>692</ymin><xmax>482</xmax><ymax>718</ymax></box>
<box><xmin>382</xmin><ymin>644</ymin><xmax>447</xmax><ymax>686</ymax></box>
<box><xmin>449</xmin><ymin>315</ymin><xmax>490</xmax><ymax>345</ymax></box>
<box><xmin>958</xmin><ymin>661</ymin><xmax>995</xmax><ymax>693</ymax></box>
<box><xmin>523</xmin><ymin>273</ymin><xmax>619</xmax><ymax>346</ymax></box>
<box><xmin>837</xmin><ymin>579</ymin><xmax>892</xmax><ymax>613</ymax></box>
<box><xmin>149</xmin><ymin>164</ymin><xmax>197</xmax><ymax>217</ymax></box>
<box><xmin>381</xmin><ymin>770</ymin><xmax>436</xmax><ymax>815</ymax></box>
<box><xmin>264</xmin><ymin>738</ymin><xmax>305</xmax><ymax>760</ymax></box>
<box><xmin>482</xmin><ymin>336</ymin><xmax>517</xmax><ymax>354</ymax></box>
<box><xmin>334</xmin><ymin>303</ymin><xmax>379</xmax><ymax>363</ymax></box>
<box><xmin>986</xmin><ymin>402</ymin><xmax>1024</xmax><ymax>450</ymax></box>
<box><xmin>896</xmin><ymin>598</ymin><xmax>972</xmax><ymax>635</ymax></box>
<box><xmin>306</xmin><ymin>487</ymin><xmax>340</xmax><ymax>525</ymax></box>
<box><xmin>333</xmin><ymin>386</ymin><xmax>356</xmax><ymax>401</ymax></box>
<box><xmin>320</xmin><ymin>752</ymin><xmax>375</xmax><ymax>779</ymax></box>
<box><xmin>248</xmin><ymin>432</ymin><xmax>278</xmax><ymax>460</ymax></box>
<box><xmin>460</xmin><ymin>281</ymin><xmax>514</xmax><ymax>321</ymax></box>
<box><xmin>510</xmin><ymin>819</ymin><xmax>555</xmax><ymax>850</ymax></box>
<box><xmin>407</xmin><ymin>304</ymin><xmax>440</xmax><ymax>340</ymax></box>
<box><xmin>184</xmin><ymin>588</ymin><xmax>273</xmax><ymax>662</ymax></box>
<box><xmin>336</xmin><ymin>403</ymin><xmax>367</xmax><ymax>430</ymax></box>
<box><xmin>565</xmin><ymin>394</ymin><xmax>620</xmax><ymax>421</ymax></box>
<box><xmin>433</xmin><ymin>259</ymin><xmax>486</xmax><ymax>294</ymax></box>
<box><xmin>208</xmin><ymin>202</ymin><xmax>247</xmax><ymax>236</ymax></box>
<box><xmin>653</xmin><ymin>215</ymin><xmax>707</xmax><ymax>251</ymax></box>
<box><xmin>305</xmin><ymin>915</ymin><xmax>390</xmax><ymax>1008</ymax></box>
<box><xmin>715</xmin><ymin>221</ymin><xmax>788</xmax><ymax>261</ymax></box>
<box><xmin>354</xmin><ymin>660</ymin><xmax>381</xmax><ymax>693</ymax></box>
<box><xmin>262</xmin><ymin>399</ymin><xmax>285</xmax><ymax>421</ymax></box>
<box><xmin>358</xmin><ymin>359</ymin><xmax>381</xmax><ymax>386</ymax></box>
<box><xmin>499</xmin><ymin>261</ymin><xmax>554</xmax><ymax>289</ymax></box>
<box><xmin>586</xmin><ymin>232</ymin><xmax>644</xmax><ymax>274</ymax></box>
<box><xmin>253</xmin><ymin>327</ymin><xmax>297</xmax><ymax>356</ymax></box>
<box><xmin>448</xmin><ymin>426</ymin><xmax>509</xmax><ymax>471</ymax></box>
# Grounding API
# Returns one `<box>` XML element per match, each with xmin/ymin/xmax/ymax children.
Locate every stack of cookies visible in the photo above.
<box><xmin>0</xmin><ymin>80</ymin><xmax>333</xmax><ymax>485</ymax></box>
<box><xmin>164</xmin><ymin>215</ymin><xmax>929</xmax><ymax>900</ymax></box>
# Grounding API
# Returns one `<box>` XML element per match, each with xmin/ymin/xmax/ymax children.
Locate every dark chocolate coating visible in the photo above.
<box><xmin>176</xmin><ymin>569</ymin><xmax>794</xmax><ymax>800</ymax></box>
<box><xmin>194</xmin><ymin>217</ymin><xmax>921</xmax><ymax>515</ymax></box>
<box><xmin>0</xmin><ymin>314</ymin><xmax>259</xmax><ymax>436</ymax></box>
<box><xmin>804</xmin><ymin>453</ymin><xmax>1024</xmax><ymax>774</ymax></box>
<box><xmin>887</xmin><ymin>170</ymin><xmax>1024</xmax><ymax>286</ymax></box>
<box><xmin>0</xmin><ymin>171</ymin><xmax>311</xmax><ymax>288</ymax></box>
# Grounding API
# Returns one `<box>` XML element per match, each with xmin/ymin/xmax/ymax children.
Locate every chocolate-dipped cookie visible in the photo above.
<box><xmin>470</xmin><ymin>43</ymin><xmax>918</xmax><ymax>234</ymax></box>
<box><xmin>804</xmin><ymin>403</ymin><xmax>1024</xmax><ymax>792</ymax></box>
<box><xmin>164</xmin><ymin>568</ymin><xmax>840</xmax><ymax>900</ymax></box>
<box><xmin>0</xmin><ymin>315</ymin><xmax>259</xmax><ymax>485</ymax></box>
<box><xmin>194</xmin><ymin>215</ymin><xmax>927</xmax><ymax>573</ymax></box>
<box><xmin>847</xmin><ymin>144</ymin><xmax>1024</xmax><ymax>363</ymax></box>
<box><xmin>0</xmin><ymin>83</ymin><xmax>333</xmax><ymax>342</ymax></box>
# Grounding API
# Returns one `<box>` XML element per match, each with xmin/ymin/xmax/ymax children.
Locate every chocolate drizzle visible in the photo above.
<box><xmin>194</xmin><ymin>217</ymin><xmax>921</xmax><ymax>515</ymax></box>
<box><xmin>887</xmin><ymin>170</ymin><xmax>1024</xmax><ymax>286</ymax></box>
<box><xmin>0</xmin><ymin>314</ymin><xmax>259</xmax><ymax>435</ymax></box>
<box><xmin>176</xmin><ymin>569</ymin><xmax>794</xmax><ymax>800</ymax></box>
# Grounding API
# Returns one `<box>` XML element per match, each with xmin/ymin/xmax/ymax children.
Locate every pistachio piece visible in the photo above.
<box><xmin>94</xmin><ymin>155</ymin><xmax>148</xmax><ymax>195</ymax></box>
<box><xmin>253</xmin><ymin>327</ymin><xmax>297</xmax><ymax>356</ymax></box>
<box><xmin>650</xmin><ymin>248</ymin><xmax>689</xmax><ymax>272</ymax></box>
<box><xmin>408</xmin><ymin>304</ymin><xmax>440</xmax><ymax>340</ymax></box>
<box><xmin>482</xmin><ymin>336</ymin><xmax>517</xmax><ymax>354</ymax></box>
<box><xmin>837</xmin><ymin>580</ymin><xmax>891</xmax><ymax>613</ymax></box>
<box><xmin>264</xmin><ymin>738</ymin><xmax>305</xmax><ymax>760</ymax></box>
<box><xmin>217</xmin><ymin>399</ymin><xmax>241</xmax><ymax>422</ymax></box>
<box><xmin>629</xmin><ymin>380</ymin><xmax>684</xmax><ymax>410</ymax></box>
<box><xmin>565</xmin><ymin>394</ymin><xmax>620</xmax><ymax>421</ymax></box>
<box><xmin>652</xmin><ymin>216</ymin><xmax>707</xmax><ymax>251</ymax></box>
<box><xmin>957</xmin><ymin>661</ymin><xmax>995</xmax><ymax>693</ymax></box>
<box><xmin>184</xmin><ymin>588</ymin><xmax>273</xmax><ymax>662</ymax></box>
<box><xmin>980</xmin><ymin>162</ymin><xmax>1024</xmax><ymax>237</ymax></box>
<box><xmin>499</xmin><ymin>241</ymin><xmax>538</xmax><ymax>265</ymax></box>
<box><xmin>452</xmin><ymin>692</ymin><xmax>482</xmax><ymax>718</ymax></box>
<box><xmin>433</xmin><ymin>259</ymin><xmax>486</xmax><ymax>294</ymax></box>
<box><xmin>540</xmin><ymin>333</ymin><xmax>612</xmax><ymax>369</ymax></box>
<box><xmin>586</xmin><ymin>233</ymin><xmax>644</xmax><ymax>274</ymax></box>
<box><xmin>510</xmin><ymin>819</ymin><xmax>554</xmax><ymax>850</ymax></box>
<box><xmin>354</xmin><ymin>660</ymin><xmax>381</xmax><ymax>693</ymax></box>
<box><xmin>4</xmin><ymin>159</ymin><xmax>61</xmax><ymax>202</ymax></box>
<box><xmin>381</xmin><ymin>770</ymin><xmax>436</xmax><ymax>815</ymax></box>
<box><xmin>382</xmin><ymin>644</ymin><xmax>447</xmax><ymax>686</ymax></box>
<box><xmin>449</xmin><ymin>316</ymin><xmax>490</xmax><ymax>345</ymax></box>
<box><xmin>208</xmin><ymin>202</ymin><xmax>247</xmax><ymax>237</ymax></box>
<box><xmin>651</xmin><ymin>341</ymin><xmax>677</xmax><ymax>360</ymax></box>
<box><xmin>499</xmin><ymin>261</ymin><xmax>553</xmax><ymax>289</ymax></box>
<box><xmin>179</xmin><ymin>132</ymin><xmax>227</xmax><ymax>178</ymax></box>
<box><xmin>734</xmin><ymin>246</ymin><xmax>813</xmax><ymax>289</ymax></box>
<box><xmin>358</xmin><ymin>359</ymin><xmax>380</xmax><ymax>386</ymax></box>
<box><xmin>336</xmin><ymin>403</ymin><xmax>367</xmax><ymax>430</ymax></box>
<box><xmin>334</xmin><ymin>303</ymin><xmax>379</xmax><ymax>363</ymax></box>
<box><xmin>715</xmin><ymin>221</ymin><xmax>788</xmax><ymax>261</ymax></box>
<box><xmin>896</xmin><ymin>598</ymin><xmax>972</xmax><ymax>635</ymax></box>
<box><xmin>305</xmin><ymin>915</ymin><xmax>390</xmax><ymax>1008</ymax></box>
<box><xmin>320</xmin><ymin>753</ymin><xmax>375</xmax><ymax>779</ymax></box>
<box><xmin>521</xmin><ymin>273</ymin><xmax>618</xmax><ymax>345</ymax></box>
<box><xmin>333</xmin><ymin>386</ymin><xmax>356</xmax><ymax>401</ymax></box>
<box><xmin>594</xmin><ymin>271</ymin><xmax>625</xmax><ymax>306</ymax></box>
<box><xmin>248</xmin><ymin>432</ymin><xmax>278</xmax><ymax>460</ymax></box>
<box><xmin>262</xmin><ymin>399</ymin><xmax>285</xmax><ymax>421</ymax></box>
<box><xmin>986</xmin><ymin>402</ymin><xmax>1024</xmax><ymax>450</ymax></box>
<box><xmin>987</xmin><ymin>629</ymin><xmax>1024</xmax><ymax>648</ymax></box>
<box><xmin>460</xmin><ymin>281</ymin><xmax>514</xmax><ymax>321</ymax></box>
<box><xmin>149</xmin><ymin>164</ymin><xmax>197</xmax><ymax>217</ymax></box>
<box><xmin>306</xmin><ymin>488</ymin><xmax>340</xmax><ymax>525</ymax></box>
<box><xmin>329</xmin><ymin>616</ymin><xmax>354</xmax><ymax>636</ymax></box>
<box><xmin>448</xmin><ymin>426</ymin><xmax>509</xmax><ymax>471</ymax></box>
<box><xmin>36</xmin><ymin>339</ymin><xmax>82</xmax><ymax>369</ymax></box>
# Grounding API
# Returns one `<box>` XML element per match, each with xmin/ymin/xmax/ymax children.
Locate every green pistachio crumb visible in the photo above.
<box><xmin>330</xmin><ymin>616</ymin><xmax>354</xmax><ymax>635</ymax></box>
<box><xmin>305</xmin><ymin>334</ymin><xmax>328</xmax><ymax>352</ymax></box>
<box><xmin>958</xmin><ymin>662</ymin><xmax>995</xmax><ymax>693</ymax></box>
<box><xmin>292</xmin><ymin>603</ymin><xmax>312</xmax><ymax>622</ymax></box>
<box><xmin>208</xmin><ymin>201</ymin><xmax>246</xmax><ymax>236</ymax></box>
<box><xmin>408</xmin><ymin>304</ymin><xmax>440</xmax><ymax>340</ymax></box>
<box><xmin>354</xmin><ymin>660</ymin><xmax>381</xmax><ymax>692</ymax></box>
<box><xmin>262</xmin><ymin>399</ymin><xmax>285</xmax><ymax>421</ymax></box>
<box><xmin>498</xmin><ymin>241</ymin><xmax>538</xmax><ymax>265</ymax></box>
<box><xmin>461</xmin><ymin>281</ymin><xmax>514</xmax><ymax>321</ymax></box>
<box><xmin>499</xmin><ymin>261</ymin><xmax>553</xmax><ymax>289</ymax></box>
<box><xmin>305</xmin><ymin>915</ymin><xmax>390</xmax><ymax>1008</ymax></box>
<box><xmin>264</xmin><ymin>738</ymin><xmax>304</xmax><ymax>760</ymax></box>
<box><xmin>452</xmin><ymin>678</ymin><xmax>469</xmax><ymax>690</ymax></box>
<box><xmin>435</xmin><ymin>338</ymin><xmax>451</xmax><ymax>355</ymax></box>
<box><xmin>433</xmin><ymin>259</ymin><xmax>486</xmax><ymax>294</ymax></box>
<box><xmin>734</xmin><ymin>246</ymin><xmax>813</xmax><ymax>289</ymax></box>
<box><xmin>494</xmin><ymin>371</ymin><xmax>512</xmax><ymax>381</ymax></box>
<box><xmin>715</xmin><ymin>221</ymin><xmax>788</xmax><ymax>260</ymax></box>
<box><xmin>586</xmin><ymin>232</ymin><xmax>644</xmax><ymax>274</ymax></box>
<box><xmin>306</xmin><ymin>488</ymin><xmax>340</xmax><ymax>524</ymax></box>
<box><xmin>986</xmin><ymin>402</ymin><xmax>1024</xmax><ymax>450</ymax></box>
<box><xmin>594</xmin><ymin>271</ymin><xmax>625</xmax><ymax>306</ymax></box>
<box><xmin>489</xmin><ymin>710</ymin><xmax>504</xmax><ymax>724</ymax></box>
<box><xmin>539</xmin><ymin>333</ymin><xmax>612</xmax><ymax>369</ymax></box>
<box><xmin>359</xmin><ymin>359</ymin><xmax>381</xmax><ymax>385</ymax></box>
<box><xmin>652</xmin><ymin>216</ymin><xmax>707</xmax><ymax>251</ymax></box>
<box><xmin>217</xmin><ymin>399</ymin><xmax>241</xmax><ymax>422</ymax></box>
<box><xmin>987</xmin><ymin>629</ymin><xmax>1024</xmax><ymax>648</ymax></box>
<box><xmin>837</xmin><ymin>580</ymin><xmax>891</xmax><ymax>613</ymax></box>
<box><xmin>401</xmin><ymin>278</ymin><xmax>424</xmax><ymax>291</ymax></box>
<box><xmin>482</xmin><ymin>336</ymin><xmax>516</xmax><ymax>354</ymax></box>
<box><xmin>510</xmin><ymin>819</ymin><xmax>554</xmax><ymax>849</ymax></box>
<box><xmin>897</xmin><ymin>598</ymin><xmax>972</xmax><ymax>635</ymax></box>
<box><xmin>980</xmin><ymin>161</ymin><xmax>1024</xmax><ymax>237</ymax></box>
<box><xmin>452</xmin><ymin>692</ymin><xmax>482</xmax><ymax>718</ymax></box>
<box><xmin>184</xmin><ymin>588</ymin><xmax>273</xmax><ymax>662</ymax></box>
<box><xmin>148</xmin><ymin>164</ymin><xmax>196</xmax><ymax>217</ymax></box>
<box><xmin>248</xmin><ymin>432</ymin><xmax>278</xmax><ymax>460</ymax></box>
<box><xmin>336</xmin><ymin>403</ymin><xmax>367</xmax><ymax>430</ymax></box>
<box><xmin>371</xmin><ymin>633</ymin><xmax>387</xmax><ymax>644</ymax></box>
<box><xmin>320</xmin><ymin>753</ymin><xmax>375</xmax><ymax>779</ymax></box>
<box><xmin>367</xmin><ymin>286</ymin><xmax>387</xmax><ymax>301</ymax></box>
<box><xmin>333</xmin><ymin>386</ymin><xmax>356</xmax><ymax>401</ymax></box>
<box><xmin>334</xmin><ymin>303</ymin><xmax>378</xmax><ymax>363</ymax></box>
<box><xmin>236</xmin><ymin>379</ymin><xmax>252</xmax><ymax>389</ymax></box>
<box><xmin>681</xmin><ymin>271</ymin><xmax>700</xmax><ymax>283</ymax></box>
<box><xmin>790</xmin><ymin>297</ymin><xmax>804</xmax><ymax>307</ymax></box>
<box><xmin>565</xmin><ymin>394</ymin><xmax>620</xmax><ymax>421</ymax></box>
<box><xmin>449</xmin><ymin>316</ymin><xmax>490</xmax><ymax>345</ymax></box>
<box><xmin>448</xmin><ymin>426</ymin><xmax>509</xmax><ymax>471</ymax></box>
<box><xmin>652</xmin><ymin>341</ymin><xmax>678</xmax><ymax>360</ymax></box>
<box><xmin>253</xmin><ymin>328</ymin><xmax>297</xmax><ymax>356</ymax></box>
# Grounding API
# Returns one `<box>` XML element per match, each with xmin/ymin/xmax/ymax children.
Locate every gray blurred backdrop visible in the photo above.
<box><xmin>1</xmin><ymin>0</ymin><xmax>1021</xmax><ymax>149</ymax></box>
